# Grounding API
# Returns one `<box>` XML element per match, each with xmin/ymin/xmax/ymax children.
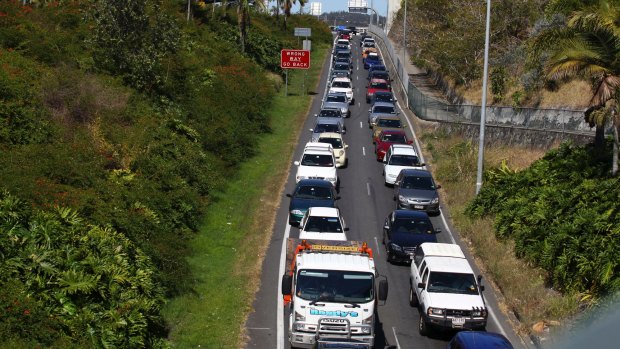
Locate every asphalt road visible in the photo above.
<box><xmin>245</xmin><ymin>35</ymin><xmax>527</xmax><ymax>349</ymax></box>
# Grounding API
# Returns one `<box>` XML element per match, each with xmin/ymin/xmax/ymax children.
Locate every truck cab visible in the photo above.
<box><xmin>282</xmin><ymin>239</ymin><xmax>388</xmax><ymax>348</ymax></box>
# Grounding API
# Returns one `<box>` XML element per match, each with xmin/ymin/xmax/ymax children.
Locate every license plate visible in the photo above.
<box><xmin>452</xmin><ymin>317</ymin><xmax>465</xmax><ymax>327</ymax></box>
<box><xmin>414</xmin><ymin>205</ymin><xmax>424</xmax><ymax>209</ymax></box>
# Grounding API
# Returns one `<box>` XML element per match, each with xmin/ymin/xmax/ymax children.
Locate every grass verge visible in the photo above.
<box><xmin>161</xmin><ymin>45</ymin><xmax>329</xmax><ymax>348</ymax></box>
<box><xmin>414</xmin><ymin>123</ymin><xmax>580</xmax><ymax>338</ymax></box>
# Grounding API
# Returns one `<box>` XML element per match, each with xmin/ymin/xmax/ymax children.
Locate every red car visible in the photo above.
<box><xmin>374</xmin><ymin>130</ymin><xmax>413</xmax><ymax>161</ymax></box>
<box><xmin>366</xmin><ymin>78</ymin><xmax>391</xmax><ymax>103</ymax></box>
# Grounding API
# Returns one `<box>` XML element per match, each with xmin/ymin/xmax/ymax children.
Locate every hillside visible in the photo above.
<box><xmin>0</xmin><ymin>1</ymin><xmax>330</xmax><ymax>346</ymax></box>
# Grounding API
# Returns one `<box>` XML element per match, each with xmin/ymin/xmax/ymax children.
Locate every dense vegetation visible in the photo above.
<box><xmin>467</xmin><ymin>141</ymin><xmax>620</xmax><ymax>298</ymax></box>
<box><xmin>0</xmin><ymin>0</ymin><xmax>330</xmax><ymax>346</ymax></box>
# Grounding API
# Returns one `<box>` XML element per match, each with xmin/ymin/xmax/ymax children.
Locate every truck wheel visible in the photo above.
<box><xmin>409</xmin><ymin>286</ymin><xmax>419</xmax><ymax>307</ymax></box>
<box><xmin>419</xmin><ymin>314</ymin><xmax>431</xmax><ymax>336</ymax></box>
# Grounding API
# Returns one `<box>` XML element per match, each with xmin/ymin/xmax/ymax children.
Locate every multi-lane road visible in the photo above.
<box><xmin>245</xmin><ymin>34</ymin><xmax>526</xmax><ymax>349</ymax></box>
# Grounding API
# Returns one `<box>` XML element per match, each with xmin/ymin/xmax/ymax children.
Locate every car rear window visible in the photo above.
<box><xmin>377</xmin><ymin>119</ymin><xmax>401</xmax><ymax>128</ymax></box>
<box><xmin>373</xmin><ymin>106</ymin><xmax>396</xmax><ymax>113</ymax></box>
<box><xmin>389</xmin><ymin>155</ymin><xmax>420</xmax><ymax>167</ymax></box>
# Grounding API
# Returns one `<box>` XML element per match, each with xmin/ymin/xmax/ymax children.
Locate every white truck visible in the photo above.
<box><xmin>409</xmin><ymin>243</ymin><xmax>488</xmax><ymax>336</ymax></box>
<box><xmin>281</xmin><ymin>239</ymin><xmax>388</xmax><ymax>349</ymax></box>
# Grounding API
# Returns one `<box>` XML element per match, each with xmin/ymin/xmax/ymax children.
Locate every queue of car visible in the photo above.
<box><xmin>288</xmin><ymin>29</ymin><xmax>514</xmax><ymax>348</ymax></box>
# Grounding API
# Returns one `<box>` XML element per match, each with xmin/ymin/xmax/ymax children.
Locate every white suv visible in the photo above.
<box><xmin>329</xmin><ymin>77</ymin><xmax>354</xmax><ymax>105</ymax></box>
<box><xmin>294</xmin><ymin>142</ymin><xmax>339</xmax><ymax>189</ymax></box>
<box><xmin>383</xmin><ymin>144</ymin><xmax>425</xmax><ymax>185</ymax></box>
<box><xmin>298</xmin><ymin>207</ymin><xmax>348</xmax><ymax>241</ymax></box>
<box><xmin>409</xmin><ymin>243</ymin><xmax>487</xmax><ymax>336</ymax></box>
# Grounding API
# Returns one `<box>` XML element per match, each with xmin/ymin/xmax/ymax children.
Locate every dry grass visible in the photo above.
<box><xmin>414</xmin><ymin>120</ymin><xmax>580</xmax><ymax>337</ymax></box>
<box><xmin>537</xmin><ymin>80</ymin><xmax>591</xmax><ymax>109</ymax></box>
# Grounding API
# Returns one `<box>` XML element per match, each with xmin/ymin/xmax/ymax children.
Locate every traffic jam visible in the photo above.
<box><xmin>278</xmin><ymin>28</ymin><xmax>515</xmax><ymax>349</ymax></box>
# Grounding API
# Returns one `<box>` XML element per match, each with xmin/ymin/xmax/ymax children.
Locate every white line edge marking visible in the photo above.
<box><xmin>487</xmin><ymin>305</ymin><xmax>508</xmax><ymax>337</ymax></box>
<box><xmin>277</xmin><ymin>222</ymin><xmax>291</xmax><ymax>349</ymax></box>
<box><xmin>373</xmin><ymin>237</ymin><xmax>381</xmax><ymax>256</ymax></box>
<box><xmin>366</xmin><ymin>182</ymin><xmax>371</xmax><ymax>197</ymax></box>
<box><xmin>392</xmin><ymin>327</ymin><xmax>402</xmax><ymax>349</ymax></box>
<box><xmin>439</xmin><ymin>208</ymin><xmax>456</xmax><ymax>244</ymax></box>
<box><xmin>362</xmin><ymin>146</ymin><xmax>366</xmax><ymax>156</ymax></box>
<box><xmin>360</xmin><ymin>121</ymin><xmax>363</xmax><ymax>129</ymax></box>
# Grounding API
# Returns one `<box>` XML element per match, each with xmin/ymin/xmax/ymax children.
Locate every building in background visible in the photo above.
<box><xmin>310</xmin><ymin>2</ymin><xmax>322</xmax><ymax>16</ymax></box>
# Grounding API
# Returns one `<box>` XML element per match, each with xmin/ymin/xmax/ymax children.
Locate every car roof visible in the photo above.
<box><xmin>453</xmin><ymin>331</ymin><xmax>514</xmax><ymax>349</ymax></box>
<box><xmin>317</xmin><ymin>132</ymin><xmax>343</xmax><ymax>139</ymax></box>
<box><xmin>399</xmin><ymin>169</ymin><xmax>432</xmax><ymax>178</ymax></box>
<box><xmin>320</xmin><ymin>107</ymin><xmax>340</xmax><ymax>112</ymax></box>
<box><xmin>315</xmin><ymin>117</ymin><xmax>343</xmax><ymax>125</ymax></box>
<box><xmin>390</xmin><ymin>144</ymin><xmax>417</xmax><ymax>154</ymax></box>
<box><xmin>372</xmin><ymin>101</ymin><xmax>396</xmax><ymax>108</ymax></box>
<box><xmin>307</xmin><ymin>206</ymin><xmax>340</xmax><ymax>217</ymax></box>
<box><xmin>297</xmin><ymin>179</ymin><xmax>334</xmax><ymax>187</ymax></box>
<box><xmin>304</xmin><ymin>142</ymin><xmax>333</xmax><ymax>152</ymax></box>
<box><xmin>370</xmin><ymin>78</ymin><xmax>389</xmax><ymax>83</ymax></box>
<box><xmin>332</xmin><ymin>77</ymin><xmax>352</xmax><ymax>83</ymax></box>
<box><xmin>393</xmin><ymin>209</ymin><xmax>430</xmax><ymax>220</ymax></box>
<box><xmin>327</xmin><ymin>92</ymin><xmax>347</xmax><ymax>97</ymax></box>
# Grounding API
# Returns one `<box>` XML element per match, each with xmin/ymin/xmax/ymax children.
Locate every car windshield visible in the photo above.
<box><xmin>304</xmin><ymin>216</ymin><xmax>344</xmax><ymax>233</ymax></box>
<box><xmin>427</xmin><ymin>272</ymin><xmax>479</xmax><ymax>295</ymax></box>
<box><xmin>337</xmin><ymin>53</ymin><xmax>350</xmax><ymax>59</ymax></box>
<box><xmin>377</xmin><ymin>119</ymin><xmax>401</xmax><ymax>128</ymax></box>
<box><xmin>371</xmin><ymin>66</ymin><xmax>386</xmax><ymax>72</ymax></box>
<box><xmin>373</xmin><ymin>106</ymin><xmax>395</xmax><ymax>114</ymax></box>
<box><xmin>382</xmin><ymin>133</ymin><xmax>406</xmax><ymax>143</ymax></box>
<box><xmin>318</xmin><ymin>137</ymin><xmax>343</xmax><ymax>149</ymax></box>
<box><xmin>319</xmin><ymin>109</ymin><xmax>342</xmax><ymax>118</ymax></box>
<box><xmin>296</xmin><ymin>270</ymin><xmax>374</xmax><ymax>303</ymax></box>
<box><xmin>389</xmin><ymin>155</ymin><xmax>420</xmax><ymax>166</ymax></box>
<box><xmin>371</xmin><ymin>82</ymin><xmax>389</xmax><ymax>89</ymax></box>
<box><xmin>392</xmin><ymin>218</ymin><xmax>434</xmax><ymax>234</ymax></box>
<box><xmin>294</xmin><ymin>185</ymin><xmax>334</xmax><ymax>200</ymax></box>
<box><xmin>332</xmin><ymin>81</ymin><xmax>351</xmax><ymax>88</ymax></box>
<box><xmin>334</xmin><ymin>64</ymin><xmax>349</xmax><ymax>70</ymax></box>
<box><xmin>326</xmin><ymin>95</ymin><xmax>347</xmax><ymax>103</ymax></box>
<box><xmin>314</xmin><ymin>123</ymin><xmax>341</xmax><ymax>133</ymax></box>
<box><xmin>301</xmin><ymin>154</ymin><xmax>334</xmax><ymax>167</ymax></box>
<box><xmin>372</xmin><ymin>73</ymin><xmax>389</xmax><ymax>79</ymax></box>
<box><xmin>363</xmin><ymin>42</ymin><xmax>375</xmax><ymax>47</ymax></box>
<box><xmin>401</xmin><ymin>175</ymin><xmax>435</xmax><ymax>189</ymax></box>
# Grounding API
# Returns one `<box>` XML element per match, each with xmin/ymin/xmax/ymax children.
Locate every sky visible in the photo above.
<box><xmin>266</xmin><ymin>0</ymin><xmax>389</xmax><ymax>17</ymax></box>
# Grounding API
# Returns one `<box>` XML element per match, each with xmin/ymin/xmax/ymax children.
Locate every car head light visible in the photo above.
<box><xmin>472</xmin><ymin>308</ymin><xmax>487</xmax><ymax>317</ymax></box>
<box><xmin>398</xmin><ymin>195</ymin><xmax>407</xmax><ymax>203</ymax></box>
<box><xmin>388</xmin><ymin>173</ymin><xmax>397</xmax><ymax>179</ymax></box>
<box><xmin>341</xmin><ymin>107</ymin><xmax>347</xmax><ymax>114</ymax></box>
<box><xmin>326</xmin><ymin>176</ymin><xmax>337</xmax><ymax>183</ymax></box>
<box><xmin>295</xmin><ymin>311</ymin><xmax>305</xmax><ymax>322</ymax></box>
<box><xmin>339</xmin><ymin>150</ymin><xmax>344</xmax><ymax>156</ymax></box>
<box><xmin>290</xmin><ymin>209</ymin><xmax>304</xmax><ymax>216</ymax></box>
<box><xmin>389</xmin><ymin>243</ymin><xmax>402</xmax><ymax>252</ymax></box>
<box><xmin>428</xmin><ymin>307</ymin><xmax>445</xmax><ymax>316</ymax></box>
<box><xmin>431</xmin><ymin>197</ymin><xmax>439</xmax><ymax>204</ymax></box>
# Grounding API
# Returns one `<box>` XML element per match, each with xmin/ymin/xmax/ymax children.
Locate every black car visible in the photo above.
<box><xmin>286</xmin><ymin>179</ymin><xmax>339</xmax><ymax>225</ymax></box>
<box><xmin>367</xmin><ymin>70</ymin><xmax>391</xmax><ymax>82</ymax></box>
<box><xmin>370</xmin><ymin>91</ymin><xmax>396</xmax><ymax>105</ymax></box>
<box><xmin>382</xmin><ymin>210</ymin><xmax>439</xmax><ymax>263</ymax></box>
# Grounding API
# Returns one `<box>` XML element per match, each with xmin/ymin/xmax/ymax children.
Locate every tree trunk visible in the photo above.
<box><xmin>238</xmin><ymin>6</ymin><xmax>246</xmax><ymax>53</ymax></box>
<box><xmin>276</xmin><ymin>0</ymin><xmax>280</xmax><ymax>22</ymax></box>
<box><xmin>613</xmin><ymin>117</ymin><xmax>619</xmax><ymax>176</ymax></box>
<box><xmin>595</xmin><ymin>124</ymin><xmax>605</xmax><ymax>148</ymax></box>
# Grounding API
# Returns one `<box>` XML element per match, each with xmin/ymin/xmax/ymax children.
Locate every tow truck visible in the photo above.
<box><xmin>281</xmin><ymin>239</ymin><xmax>388</xmax><ymax>349</ymax></box>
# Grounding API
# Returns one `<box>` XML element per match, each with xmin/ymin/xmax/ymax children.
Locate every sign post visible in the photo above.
<box><xmin>281</xmin><ymin>49</ymin><xmax>311</xmax><ymax>96</ymax></box>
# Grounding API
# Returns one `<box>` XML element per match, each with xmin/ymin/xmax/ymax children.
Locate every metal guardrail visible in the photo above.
<box><xmin>367</xmin><ymin>24</ymin><xmax>595</xmax><ymax>136</ymax></box>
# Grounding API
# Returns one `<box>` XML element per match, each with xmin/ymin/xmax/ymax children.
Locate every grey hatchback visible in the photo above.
<box><xmin>393</xmin><ymin>169</ymin><xmax>441</xmax><ymax>215</ymax></box>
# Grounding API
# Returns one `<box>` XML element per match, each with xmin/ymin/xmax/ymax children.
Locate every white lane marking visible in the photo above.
<box><xmin>356</xmin><ymin>75</ymin><xmax>358</xmax><ymax>81</ymax></box>
<box><xmin>439</xmin><ymin>208</ymin><xmax>456</xmax><ymax>244</ymax></box>
<box><xmin>392</xmin><ymin>327</ymin><xmax>402</xmax><ymax>349</ymax></box>
<box><xmin>277</xmin><ymin>222</ymin><xmax>292</xmax><ymax>349</ymax></box>
<box><xmin>362</xmin><ymin>146</ymin><xmax>366</xmax><ymax>156</ymax></box>
<box><xmin>358</xmin><ymin>102</ymin><xmax>361</xmax><ymax>107</ymax></box>
<box><xmin>487</xmin><ymin>305</ymin><xmax>508</xmax><ymax>337</ymax></box>
<box><xmin>373</xmin><ymin>237</ymin><xmax>381</xmax><ymax>256</ymax></box>
<box><xmin>366</xmin><ymin>182</ymin><xmax>371</xmax><ymax>196</ymax></box>
<box><xmin>360</xmin><ymin>121</ymin><xmax>363</xmax><ymax>129</ymax></box>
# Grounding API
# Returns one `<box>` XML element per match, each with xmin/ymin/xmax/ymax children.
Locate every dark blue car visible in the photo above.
<box><xmin>287</xmin><ymin>179</ymin><xmax>339</xmax><ymax>225</ymax></box>
<box><xmin>364</xmin><ymin>53</ymin><xmax>382</xmax><ymax>69</ymax></box>
<box><xmin>382</xmin><ymin>210</ymin><xmax>439</xmax><ymax>263</ymax></box>
<box><xmin>447</xmin><ymin>331</ymin><xmax>514</xmax><ymax>349</ymax></box>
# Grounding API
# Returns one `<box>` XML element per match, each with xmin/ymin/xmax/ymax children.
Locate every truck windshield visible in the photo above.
<box><xmin>296</xmin><ymin>270</ymin><xmax>374</xmax><ymax>304</ymax></box>
<box><xmin>427</xmin><ymin>272</ymin><xmax>479</xmax><ymax>295</ymax></box>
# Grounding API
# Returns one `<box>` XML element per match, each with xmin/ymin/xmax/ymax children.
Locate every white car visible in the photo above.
<box><xmin>299</xmin><ymin>207</ymin><xmax>348</xmax><ymax>241</ymax></box>
<box><xmin>317</xmin><ymin>132</ymin><xmax>348</xmax><ymax>168</ymax></box>
<box><xmin>329</xmin><ymin>77</ymin><xmax>354</xmax><ymax>105</ymax></box>
<box><xmin>383</xmin><ymin>144</ymin><xmax>425</xmax><ymax>185</ymax></box>
<box><xmin>335</xmin><ymin>38</ymin><xmax>351</xmax><ymax>50</ymax></box>
<box><xmin>295</xmin><ymin>142</ymin><xmax>339</xmax><ymax>189</ymax></box>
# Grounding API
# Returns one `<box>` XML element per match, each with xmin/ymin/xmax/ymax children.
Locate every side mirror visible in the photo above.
<box><xmin>407</xmin><ymin>140</ymin><xmax>413</xmax><ymax>144</ymax></box>
<box><xmin>335</xmin><ymin>196</ymin><xmax>341</xmax><ymax>200</ymax></box>
<box><xmin>434</xmin><ymin>228</ymin><xmax>442</xmax><ymax>234</ymax></box>
<box><xmin>419</xmin><ymin>163</ymin><xmax>426</xmax><ymax>167</ymax></box>
<box><xmin>345</xmin><ymin>144</ymin><xmax>349</xmax><ymax>149</ymax></box>
<box><xmin>309</xmin><ymin>128</ymin><xmax>314</xmax><ymax>132</ymax></box>
<box><xmin>281</xmin><ymin>275</ymin><xmax>292</xmax><ymax>296</ymax></box>
<box><xmin>394</xmin><ymin>98</ymin><xmax>398</xmax><ymax>102</ymax></box>
<box><xmin>294</xmin><ymin>161</ymin><xmax>300</xmax><ymax>166</ymax></box>
<box><xmin>383</xmin><ymin>224</ymin><xmax>390</xmax><ymax>230</ymax></box>
<box><xmin>314</xmin><ymin>114</ymin><xmax>318</xmax><ymax>117</ymax></box>
<box><xmin>477</xmin><ymin>274</ymin><xmax>483</xmax><ymax>283</ymax></box>
<box><xmin>368</xmin><ymin>109</ymin><xmax>372</xmax><ymax>112</ymax></box>
<box><xmin>286</xmin><ymin>193</ymin><xmax>292</xmax><ymax>198</ymax></box>
<box><xmin>344</xmin><ymin>227</ymin><xmax>350</xmax><ymax>231</ymax></box>
<box><xmin>436</xmin><ymin>185</ymin><xmax>442</xmax><ymax>189</ymax></box>
<box><xmin>378</xmin><ymin>279</ymin><xmax>388</xmax><ymax>301</ymax></box>
<box><xmin>383</xmin><ymin>157</ymin><xmax>388</xmax><ymax>164</ymax></box>
<box><xmin>394</xmin><ymin>181</ymin><xmax>400</xmax><ymax>186</ymax></box>
<box><xmin>479</xmin><ymin>285</ymin><xmax>485</xmax><ymax>292</ymax></box>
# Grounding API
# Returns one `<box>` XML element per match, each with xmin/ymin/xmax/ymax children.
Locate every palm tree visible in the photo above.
<box><xmin>533</xmin><ymin>0</ymin><xmax>620</xmax><ymax>174</ymax></box>
<box><xmin>236</xmin><ymin>0</ymin><xmax>267</xmax><ymax>53</ymax></box>
<box><xmin>281</xmin><ymin>0</ymin><xmax>304</xmax><ymax>29</ymax></box>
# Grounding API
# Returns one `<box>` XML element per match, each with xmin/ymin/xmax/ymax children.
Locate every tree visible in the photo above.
<box><xmin>235</xmin><ymin>0</ymin><xmax>266</xmax><ymax>53</ymax></box>
<box><xmin>281</xmin><ymin>0</ymin><xmax>304</xmax><ymax>29</ymax></box>
<box><xmin>532</xmin><ymin>0</ymin><xmax>620</xmax><ymax>174</ymax></box>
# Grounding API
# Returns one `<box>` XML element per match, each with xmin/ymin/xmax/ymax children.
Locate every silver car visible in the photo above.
<box><xmin>393</xmin><ymin>169</ymin><xmax>441</xmax><ymax>215</ymax></box>
<box><xmin>322</xmin><ymin>93</ymin><xmax>350</xmax><ymax>118</ymax></box>
<box><xmin>368</xmin><ymin>101</ymin><xmax>398</xmax><ymax>128</ymax></box>
<box><xmin>310</xmin><ymin>117</ymin><xmax>346</xmax><ymax>142</ymax></box>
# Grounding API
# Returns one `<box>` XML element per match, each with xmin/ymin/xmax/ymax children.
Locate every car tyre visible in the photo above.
<box><xmin>409</xmin><ymin>285</ymin><xmax>419</xmax><ymax>307</ymax></box>
<box><xmin>386</xmin><ymin>251</ymin><xmax>392</xmax><ymax>264</ymax></box>
<box><xmin>419</xmin><ymin>314</ymin><xmax>431</xmax><ymax>336</ymax></box>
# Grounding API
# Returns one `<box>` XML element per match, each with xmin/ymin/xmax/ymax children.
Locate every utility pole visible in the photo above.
<box><xmin>476</xmin><ymin>0</ymin><xmax>492</xmax><ymax>194</ymax></box>
<box><xmin>186</xmin><ymin>0</ymin><xmax>191</xmax><ymax>22</ymax></box>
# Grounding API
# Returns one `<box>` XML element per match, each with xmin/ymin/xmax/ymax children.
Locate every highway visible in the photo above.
<box><xmin>245</xmin><ymin>34</ymin><xmax>526</xmax><ymax>349</ymax></box>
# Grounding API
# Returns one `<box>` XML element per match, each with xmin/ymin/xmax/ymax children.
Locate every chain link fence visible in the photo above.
<box><xmin>368</xmin><ymin>24</ymin><xmax>596</xmax><ymax>136</ymax></box>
